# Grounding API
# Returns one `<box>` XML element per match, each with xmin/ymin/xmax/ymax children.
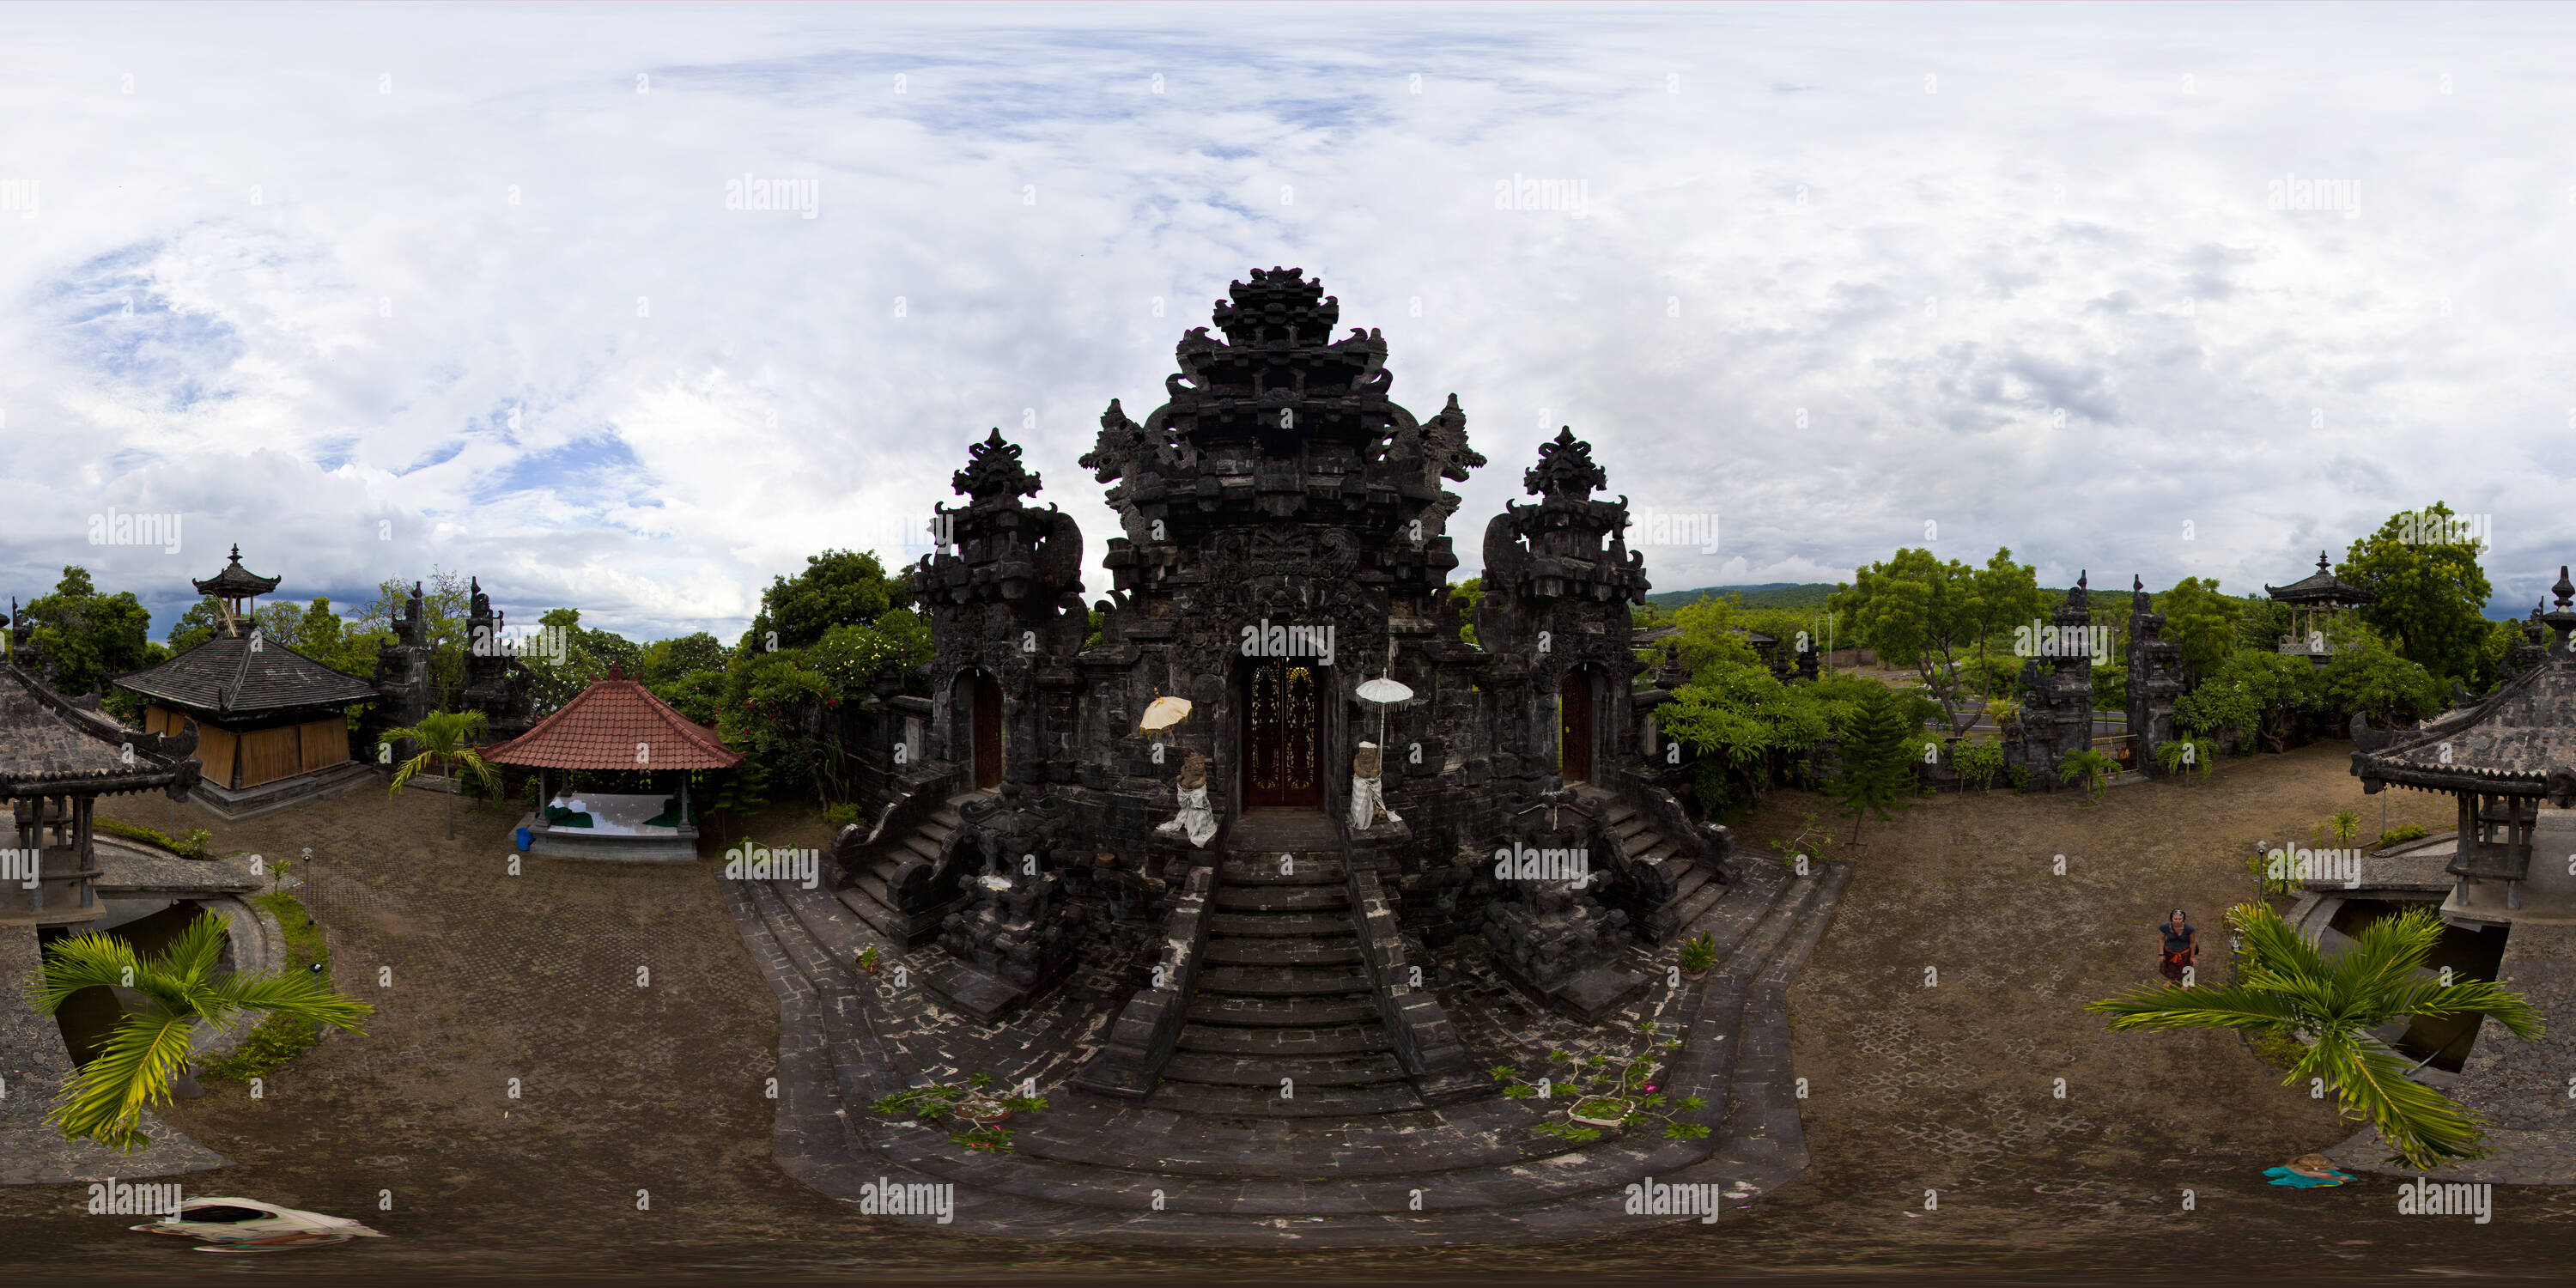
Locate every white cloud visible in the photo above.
<box><xmin>0</xmin><ymin>3</ymin><xmax>2562</xmax><ymax>640</ymax></box>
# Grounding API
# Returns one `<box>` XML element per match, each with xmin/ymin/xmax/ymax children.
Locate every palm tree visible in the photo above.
<box><xmin>2087</xmin><ymin>900</ymin><xmax>2543</xmax><ymax>1169</ymax></box>
<box><xmin>34</xmin><ymin>911</ymin><xmax>370</xmax><ymax>1152</ymax></box>
<box><xmin>384</xmin><ymin>708</ymin><xmax>502</xmax><ymax>840</ymax></box>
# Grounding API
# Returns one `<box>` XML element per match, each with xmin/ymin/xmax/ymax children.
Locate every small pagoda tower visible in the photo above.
<box><xmin>112</xmin><ymin>548</ymin><xmax>377</xmax><ymax>820</ymax></box>
<box><xmin>2266</xmin><ymin>552</ymin><xmax>2376</xmax><ymax>665</ymax></box>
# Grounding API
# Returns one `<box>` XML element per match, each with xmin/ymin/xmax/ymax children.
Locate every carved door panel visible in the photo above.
<box><xmin>1243</xmin><ymin>659</ymin><xmax>1321</xmax><ymax>808</ymax></box>
<box><xmin>971</xmin><ymin>672</ymin><xmax>1004</xmax><ymax>790</ymax></box>
<box><xmin>1559</xmin><ymin>666</ymin><xmax>1595</xmax><ymax>785</ymax></box>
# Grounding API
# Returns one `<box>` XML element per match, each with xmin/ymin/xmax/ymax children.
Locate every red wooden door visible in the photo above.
<box><xmin>971</xmin><ymin>672</ymin><xmax>1003</xmax><ymax>789</ymax></box>
<box><xmin>1242</xmin><ymin>660</ymin><xmax>1321</xmax><ymax>808</ymax></box>
<box><xmin>1559</xmin><ymin>667</ymin><xmax>1595</xmax><ymax>784</ymax></box>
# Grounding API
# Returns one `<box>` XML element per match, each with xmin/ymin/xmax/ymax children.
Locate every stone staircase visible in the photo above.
<box><xmin>721</xmin><ymin>829</ymin><xmax>1853</xmax><ymax>1244</ymax></box>
<box><xmin>1580</xmin><ymin>787</ymin><xmax>1728</xmax><ymax>941</ymax></box>
<box><xmin>1151</xmin><ymin>816</ymin><xmax>1425</xmax><ymax>1117</ymax></box>
<box><xmin>835</xmin><ymin>790</ymin><xmax>981</xmax><ymax>947</ymax></box>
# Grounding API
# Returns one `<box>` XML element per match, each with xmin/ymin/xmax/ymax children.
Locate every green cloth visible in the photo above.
<box><xmin>641</xmin><ymin>796</ymin><xmax>695</xmax><ymax>829</ymax></box>
<box><xmin>544</xmin><ymin>806</ymin><xmax>593</xmax><ymax>829</ymax></box>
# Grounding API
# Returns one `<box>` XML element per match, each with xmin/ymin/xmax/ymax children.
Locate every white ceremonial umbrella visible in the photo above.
<box><xmin>1139</xmin><ymin>696</ymin><xmax>1192</xmax><ymax>733</ymax></box>
<box><xmin>1355</xmin><ymin>677</ymin><xmax>1413</xmax><ymax>750</ymax></box>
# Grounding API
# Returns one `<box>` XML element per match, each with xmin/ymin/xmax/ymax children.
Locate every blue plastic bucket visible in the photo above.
<box><xmin>514</xmin><ymin>827</ymin><xmax>533</xmax><ymax>852</ymax></box>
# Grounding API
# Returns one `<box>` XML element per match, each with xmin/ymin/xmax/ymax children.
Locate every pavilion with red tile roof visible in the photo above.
<box><xmin>483</xmin><ymin>665</ymin><xmax>739</xmax><ymax>861</ymax></box>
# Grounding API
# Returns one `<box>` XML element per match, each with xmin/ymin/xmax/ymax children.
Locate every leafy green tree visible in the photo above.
<box><xmin>1832</xmin><ymin>547</ymin><xmax>2043</xmax><ymax>734</ymax></box>
<box><xmin>743</xmin><ymin>549</ymin><xmax>910</xmax><ymax>654</ymax></box>
<box><xmin>163</xmin><ymin>596</ymin><xmax>225</xmax><ymax>653</ymax></box>
<box><xmin>2157</xmin><ymin>577</ymin><xmax>2242</xmax><ymax>682</ymax></box>
<box><xmin>34</xmin><ymin>911</ymin><xmax>370</xmax><ymax>1151</ymax></box>
<box><xmin>2320</xmin><ymin>634</ymin><xmax>2447</xmax><ymax>726</ymax></box>
<box><xmin>383</xmin><ymin>709</ymin><xmax>502</xmax><ymax>840</ymax></box>
<box><xmin>2088</xmin><ymin>901</ymin><xmax>2543</xmax><ymax>1169</ymax></box>
<box><xmin>1826</xmin><ymin>683</ymin><xmax>1918</xmax><ymax>841</ymax></box>
<box><xmin>22</xmin><ymin>566</ymin><xmax>155</xmax><ymax>696</ymax></box>
<box><xmin>2172</xmin><ymin>648</ymin><xmax>2319</xmax><ymax>750</ymax></box>
<box><xmin>2090</xmin><ymin>659</ymin><xmax>2129</xmax><ymax>713</ymax></box>
<box><xmin>2345</xmin><ymin>503</ymin><xmax>2494</xmax><ymax>681</ymax></box>
<box><xmin>638</xmin><ymin>631</ymin><xmax>727</xmax><ymax>688</ymax></box>
<box><xmin>1657</xmin><ymin>660</ymin><xmax>1849</xmax><ymax>817</ymax></box>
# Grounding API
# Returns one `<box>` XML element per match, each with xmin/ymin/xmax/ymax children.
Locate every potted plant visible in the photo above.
<box><xmin>1678</xmin><ymin>932</ymin><xmax>1718</xmax><ymax>980</ymax></box>
<box><xmin>855</xmin><ymin>945</ymin><xmax>881</xmax><ymax>975</ymax></box>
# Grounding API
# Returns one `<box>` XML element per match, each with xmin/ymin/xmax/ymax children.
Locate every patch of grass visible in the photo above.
<box><xmin>2376</xmin><ymin>823</ymin><xmax>2428</xmax><ymax>850</ymax></box>
<box><xmin>197</xmin><ymin>890</ymin><xmax>330</xmax><ymax>1084</ymax></box>
<box><xmin>95</xmin><ymin>817</ymin><xmax>214</xmax><ymax>860</ymax></box>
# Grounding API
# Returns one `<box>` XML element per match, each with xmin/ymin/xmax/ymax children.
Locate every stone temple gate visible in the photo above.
<box><xmin>729</xmin><ymin>269</ymin><xmax>1848</xmax><ymax>1243</ymax></box>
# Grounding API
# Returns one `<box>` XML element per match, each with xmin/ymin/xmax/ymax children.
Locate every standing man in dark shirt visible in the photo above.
<box><xmin>2158</xmin><ymin>908</ymin><xmax>2198</xmax><ymax>985</ymax></box>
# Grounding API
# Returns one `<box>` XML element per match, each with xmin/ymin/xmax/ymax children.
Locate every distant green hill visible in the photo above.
<box><xmin>1646</xmin><ymin>583</ymin><xmax>1838</xmax><ymax>611</ymax></box>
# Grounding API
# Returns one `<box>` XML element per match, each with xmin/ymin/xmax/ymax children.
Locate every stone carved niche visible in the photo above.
<box><xmin>1480</xmin><ymin>783</ymin><xmax>1635</xmax><ymax>998</ymax></box>
<box><xmin>937</xmin><ymin>870</ymin><xmax>1087</xmax><ymax>993</ymax></box>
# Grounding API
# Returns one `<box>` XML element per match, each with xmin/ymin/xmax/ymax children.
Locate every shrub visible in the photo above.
<box><xmin>2376</xmin><ymin>823</ymin><xmax>2428</xmax><ymax>850</ymax></box>
<box><xmin>824</xmin><ymin>802</ymin><xmax>868</xmax><ymax>829</ymax></box>
<box><xmin>94</xmin><ymin>818</ymin><xmax>213</xmax><ymax>860</ymax></box>
<box><xmin>2007</xmin><ymin>764</ymin><xmax>2032</xmax><ymax>793</ymax></box>
<box><xmin>1949</xmin><ymin>738</ymin><xmax>2005</xmax><ymax>790</ymax></box>
<box><xmin>1678</xmin><ymin>933</ymin><xmax>1719</xmax><ymax>975</ymax></box>
<box><xmin>2056</xmin><ymin>749</ymin><xmax>2119</xmax><ymax>803</ymax></box>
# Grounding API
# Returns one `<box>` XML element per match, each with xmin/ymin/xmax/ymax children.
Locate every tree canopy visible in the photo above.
<box><xmin>2345</xmin><ymin>502</ymin><xmax>2493</xmax><ymax>682</ymax></box>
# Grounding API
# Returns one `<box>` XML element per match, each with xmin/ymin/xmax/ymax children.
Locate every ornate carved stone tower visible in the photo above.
<box><xmin>2124</xmin><ymin>574</ymin><xmax>2184</xmax><ymax>774</ymax></box>
<box><xmin>913</xmin><ymin>429</ymin><xmax>1088</xmax><ymax>790</ymax></box>
<box><xmin>1080</xmin><ymin>267</ymin><xmax>1479</xmax><ymax>825</ymax></box>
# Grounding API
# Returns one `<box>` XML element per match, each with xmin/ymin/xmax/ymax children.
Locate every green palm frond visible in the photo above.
<box><xmin>46</xmin><ymin>1005</ymin><xmax>201</xmax><ymax>1154</ymax></box>
<box><xmin>2301</xmin><ymin>1025</ymin><xmax>2495</xmax><ymax>1166</ymax></box>
<box><xmin>2095</xmin><ymin>897</ymin><xmax>2547</xmax><ymax>1170</ymax></box>
<box><xmin>2087</xmin><ymin>983</ymin><xmax>2308</xmax><ymax>1034</ymax></box>
<box><xmin>202</xmin><ymin>970</ymin><xmax>374</xmax><ymax>1035</ymax></box>
<box><xmin>36</xmin><ymin>911</ymin><xmax>370</xmax><ymax>1152</ymax></box>
<box><xmin>33</xmin><ymin>931</ymin><xmax>144</xmax><ymax>1014</ymax></box>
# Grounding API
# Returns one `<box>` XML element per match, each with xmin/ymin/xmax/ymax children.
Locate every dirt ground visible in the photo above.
<box><xmin>5</xmin><ymin>747</ymin><xmax>2573</xmax><ymax>1284</ymax></box>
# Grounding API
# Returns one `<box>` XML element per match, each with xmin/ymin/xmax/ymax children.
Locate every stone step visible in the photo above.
<box><xmin>1159</xmin><ymin>1050</ymin><xmax>1409</xmax><ymax>1088</ymax></box>
<box><xmin>1210</xmin><ymin>883</ymin><xmax>1350</xmax><ymax>913</ymax></box>
<box><xmin>1174</xmin><ymin>1022</ymin><xmax>1391</xmax><ymax>1057</ymax></box>
<box><xmin>1145</xmin><ymin>1078</ymin><xmax>1426</xmax><ymax>1118</ymax></box>
<box><xmin>1200</xmin><ymin>936</ymin><xmax>1361</xmax><ymax>968</ymax></box>
<box><xmin>1216</xmin><ymin>854</ymin><xmax>1346</xmax><ymax>885</ymax></box>
<box><xmin>1195</xmin><ymin>965</ymin><xmax>1373</xmax><ymax>997</ymax></box>
<box><xmin>1613</xmin><ymin>816</ymin><xmax>1647</xmax><ymax>841</ymax></box>
<box><xmin>900</xmin><ymin>833</ymin><xmax>943</xmax><ymax>863</ymax></box>
<box><xmin>1184</xmin><ymin>993</ymin><xmax>1380</xmax><ymax>1027</ymax></box>
<box><xmin>1622</xmin><ymin>829</ymin><xmax>1664</xmax><ymax>859</ymax></box>
<box><xmin>1206</xmin><ymin>911</ymin><xmax>1348</xmax><ymax>938</ymax></box>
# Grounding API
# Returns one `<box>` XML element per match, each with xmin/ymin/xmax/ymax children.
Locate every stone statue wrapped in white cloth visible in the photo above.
<box><xmin>1157</xmin><ymin>750</ymin><xmax>1218</xmax><ymax>848</ymax></box>
<box><xmin>1349</xmin><ymin>741</ymin><xmax>1400</xmax><ymax>831</ymax></box>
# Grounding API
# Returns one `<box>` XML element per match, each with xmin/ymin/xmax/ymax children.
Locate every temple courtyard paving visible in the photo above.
<box><xmin>6</xmin><ymin>744</ymin><xmax>2575</xmax><ymax>1279</ymax></box>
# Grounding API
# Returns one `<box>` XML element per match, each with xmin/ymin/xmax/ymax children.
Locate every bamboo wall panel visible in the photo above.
<box><xmin>240</xmin><ymin>726</ymin><xmax>302</xmax><ymax>788</ymax></box>
<box><xmin>197</xmin><ymin>726</ymin><xmax>240</xmax><ymax>790</ymax></box>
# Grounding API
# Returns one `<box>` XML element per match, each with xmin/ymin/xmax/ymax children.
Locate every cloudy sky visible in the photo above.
<box><xmin>1</xmin><ymin>2</ymin><xmax>2563</xmax><ymax>642</ymax></box>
